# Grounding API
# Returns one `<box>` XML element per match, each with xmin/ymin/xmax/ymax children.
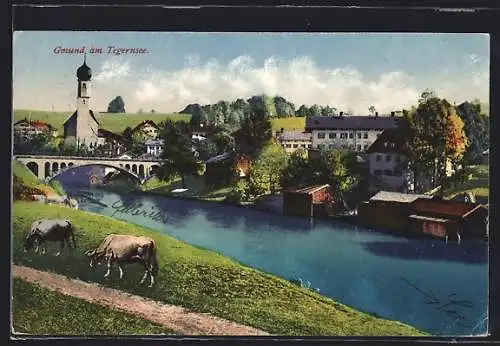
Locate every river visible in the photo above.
<box><xmin>63</xmin><ymin>183</ymin><xmax>488</xmax><ymax>336</ymax></box>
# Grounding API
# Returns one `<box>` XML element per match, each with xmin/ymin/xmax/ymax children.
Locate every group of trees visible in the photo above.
<box><xmin>183</xmin><ymin>94</ymin><xmax>348</xmax><ymax>129</ymax></box>
<box><xmin>398</xmin><ymin>90</ymin><xmax>469</xmax><ymax>194</ymax></box>
<box><xmin>107</xmin><ymin>96</ymin><xmax>126</xmax><ymax>113</ymax></box>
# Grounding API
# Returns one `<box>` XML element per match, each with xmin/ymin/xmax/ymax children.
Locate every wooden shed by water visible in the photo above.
<box><xmin>282</xmin><ymin>184</ymin><xmax>334</xmax><ymax>218</ymax></box>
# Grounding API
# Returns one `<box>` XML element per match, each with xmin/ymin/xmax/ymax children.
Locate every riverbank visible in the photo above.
<box><xmin>12</xmin><ymin>201</ymin><xmax>427</xmax><ymax>336</ymax></box>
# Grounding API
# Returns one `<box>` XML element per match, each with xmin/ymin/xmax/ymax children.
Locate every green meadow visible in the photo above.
<box><xmin>12</xmin><ymin>278</ymin><xmax>177</xmax><ymax>336</ymax></box>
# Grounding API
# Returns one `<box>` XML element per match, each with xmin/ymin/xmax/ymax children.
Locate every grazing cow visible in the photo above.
<box><xmin>85</xmin><ymin>234</ymin><xmax>159</xmax><ymax>287</ymax></box>
<box><xmin>24</xmin><ymin>219</ymin><xmax>77</xmax><ymax>256</ymax></box>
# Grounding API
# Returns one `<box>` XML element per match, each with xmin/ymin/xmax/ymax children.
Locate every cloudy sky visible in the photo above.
<box><xmin>13</xmin><ymin>31</ymin><xmax>489</xmax><ymax>114</ymax></box>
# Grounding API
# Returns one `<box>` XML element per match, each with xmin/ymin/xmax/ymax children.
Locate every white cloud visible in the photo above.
<box><xmin>133</xmin><ymin>55</ymin><xmax>421</xmax><ymax>114</ymax></box>
<box><xmin>94</xmin><ymin>57</ymin><xmax>131</xmax><ymax>82</ymax></box>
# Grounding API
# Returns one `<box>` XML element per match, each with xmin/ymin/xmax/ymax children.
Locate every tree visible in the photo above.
<box><xmin>249</xmin><ymin>141</ymin><xmax>288</xmax><ymax>194</ymax></box>
<box><xmin>314</xmin><ymin>149</ymin><xmax>357</xmax><ymax>192</ymax></box>
<box><xmin>235</xmin><ymin>109</ymin><xmax>272</xmax><ymax>152</ymax></box>
<box><xmin>399</xmin><ymin>91</ymin><xmax>468</xmax><ymax>193</ymax></box>
<box><xmin>280</xmin><ymin>149</ymin><xmax>311</xmax><ymax>188</ymax></box>
<box><xmin>107</xmin><ymin>96</ymin><xmax>126</xmax><ymax>113</ymax></box>
<box><xmin>188</xmin><ymin>104</ymin><xmax>208</xmax><ymax>126</ymax></box>
<box><xmin>455</xmin><ymin>101</ymin><xmax>489</xmax><ymax>164</ymax></box>
<box><xmin>321</xmin><ymin>105</ymin><xmax>336</xmax><ymax>117</ymax></box>
<box><xmin>368</xmin><ymin>105</ymin><xmax>376</xmax><ymax>115</ymax></box>
<box><xmin>122</xmin><ymin>127</ymin><xmax>133</xmax><ymax>141</ymax></box>
<box><xmin>296</xmin><ymin>105</ymin><xmax>310</xmax><ymax>117</ymax></box>
<box><xmin>309</xmin><ymin>104</ymin><xmax>322</xmax><ymax>117</ymax></box>
<box><xmin>273</xmin><ymin>96</ymin><xmax>295</xmax><ymax>117</ymax></box>
<box><xmin>157</xmin><ymin>120</ymin><xmax>202</xmax><ymax>189</ymax></box>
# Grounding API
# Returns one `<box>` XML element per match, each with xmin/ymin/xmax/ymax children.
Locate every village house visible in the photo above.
<box><xmin>204</xmin><ymin>151</ymin><xmax>252</xmax><ymax>186</ymax></box>
<box><xmin>277</xmin><ymin>131</ymin><xmax>312</xmax><ymax>155</ymax></box>
<box><xmin>14</xmin><ymin>118</ymin><xmax>58</xmax><ymax>141</ymax></box>
<box><xmin>190</xmin><ymin>123</ymin><xmax>215</xmax><ymax>138</ymax></box>
<box><xmin>408</xmin><ymin>198</ymin><xmax>488</xmax><ymax>240</ymax></box>
<box><xmin>131</xmin><ymin>120</ymin><xmax>160</xmax><ymax>140</ymax></box>
<box><xmin>305</xmin><ymin>112</ymin><xmax>399</xmax><ymax>153</ymax></box>
<box><xmin>366</xmin><ymin>128</ymin><xmax>414</xmax><ymax>193</ymax></box>
<box><xmin>97</xmin><ymin>129</ymin><xmax>129</xmax><ymax>156</ymax></box>
<box><xmin>145</xmin><ymin>139</ymin><xmax>165</xmax><ymax>157</ymax></box>
<box><xmin>357</xmin><ymin>191</ymin><xmax>433</xmax><ymax>232</ymax></box>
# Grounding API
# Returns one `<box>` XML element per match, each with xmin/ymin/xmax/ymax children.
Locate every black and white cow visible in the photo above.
<box><xmin>24</xmin><ymin>219</ymin><xmax>77</xmax><ymax>256</ymax></box>
<box><xmin>85</xmin><ymin>234</ymin><xmax>159</xmax><ymax>287</ymax></box>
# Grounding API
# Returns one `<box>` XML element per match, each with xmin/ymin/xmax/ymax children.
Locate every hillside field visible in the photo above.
<box><xmin>14</xmin><ymin>109</ymin><xmax>307</xmax><ymax>134</ymax></box>
<box><xmin>13</xmin><ymin>110</ymin><xmax>191</xmax><ymax>134</ymax></box>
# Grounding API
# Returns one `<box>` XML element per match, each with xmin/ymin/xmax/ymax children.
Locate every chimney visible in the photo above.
<box><xmin>339</xmin><ymin>111</ymin><xmax>343</xmax><ymax>116</ymax></box>
<box><xmin>375</xmin><ymin>112</ymin><xmax>378</xmax><ymax>117</ymax></box>
<box><xmin>281</xmin><ymin>127</ymin><xmax>284</xmax><ymax>133</ymax></box>
<box><xmin>390</xmin><ymin>111</ymin><xmax>395</xmax><ymax>117</ymax></box>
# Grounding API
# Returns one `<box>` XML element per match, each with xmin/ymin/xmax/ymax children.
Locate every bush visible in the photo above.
<box><xmin>48</xmin><ymin>180</ymin><xmax>65</xmax><ymax>196</ymax></box>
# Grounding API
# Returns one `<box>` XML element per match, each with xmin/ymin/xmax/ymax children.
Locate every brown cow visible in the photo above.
<box><xmin>85</xmin><ymin>234</ymin><xmax>159</xmax><ymax>287</ymax></box>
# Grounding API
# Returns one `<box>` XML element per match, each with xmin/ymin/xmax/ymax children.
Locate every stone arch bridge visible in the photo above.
<box><xmin>15</xmin><ymin>155</ymin><xmax>163</xmax><ymax>184</ymax></box>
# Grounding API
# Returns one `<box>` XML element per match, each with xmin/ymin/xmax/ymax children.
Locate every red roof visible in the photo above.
<box><xmin>286</xmin><ymin>184</ymin><xmax>331</xmax><ymax>195</ymax></box>
<box><xmin>411</xmin><ymin>199</ymin><xmax>486</xmax><ymax>218</ymax></box>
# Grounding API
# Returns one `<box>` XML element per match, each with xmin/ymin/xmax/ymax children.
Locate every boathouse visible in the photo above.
<box><xmin>357</xmin><ymin>191</ymin><xmax>433</xmax><ymax>231</ymax></box>
<box><xmin>204</xmin><ymin>151</ymin><xmax>252</xmax><ymax>187</ymax></box>
<box><xmin>282</xmin><ymin>184</ymin><xmax>334</xmax><ymax>218</ymax></box>
<box><xmin>408</xmin><ymin>198</ymin><xmax>488</xmax><ymax>240</ymax></box>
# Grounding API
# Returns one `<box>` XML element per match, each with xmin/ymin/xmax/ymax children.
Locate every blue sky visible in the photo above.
<box><xmin>13</xmin><ymin>31</ymin><xmax>489</xmax><ymax>114</ymax></box>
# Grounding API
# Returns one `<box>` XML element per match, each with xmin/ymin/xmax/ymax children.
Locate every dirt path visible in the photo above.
<box><xmin>12</xmin><ymin>265</ymin><xmax>270</xmax><ymax>336</ymax></box>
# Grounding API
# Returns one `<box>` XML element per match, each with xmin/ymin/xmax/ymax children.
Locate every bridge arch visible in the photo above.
<box><xmin>26</xmin><ymin>162</ymin><xmax>39</xmax><ymax>177</ymax></box>
<box><xmin>44</xmin><ymin>162</ymin><xmax>51</xmax><ymax>178</ymax></box>
<box><xmin>48</xmin><ymin>163</ymin><xmax>142</xmax><ymax>184</ymax></box>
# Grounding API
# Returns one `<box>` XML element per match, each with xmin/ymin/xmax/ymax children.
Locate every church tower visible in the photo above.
<box><xmin>63</xmin><ymin>55</ymin><xmax>100</xmax><ymax>148</ymax></box>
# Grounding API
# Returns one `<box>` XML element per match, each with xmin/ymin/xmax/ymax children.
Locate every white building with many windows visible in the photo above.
<box><xmin>305</xmin><ymin>113</ymin><xmax>399</xmax><ymax>152</ymax></box>
<box><xmin>277</xmin><ymin>131</ymin><xmax>312</xmax><ymax>154</ymax></box>
<box><xmin>145</xmin><ymin>139</ymin><xmax>164</xmax><ymax>157</ymax></box>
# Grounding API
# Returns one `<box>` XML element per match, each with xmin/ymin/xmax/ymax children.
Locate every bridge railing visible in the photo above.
<box><xmin>14</xmin><ymin>154</ymin><xmax>166</xmax><ymax>163</ymax></box>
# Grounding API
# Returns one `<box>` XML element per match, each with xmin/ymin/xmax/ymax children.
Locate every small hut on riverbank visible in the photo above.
<box><xmin>204</xmin><ymin>151</ymin><xmax>252</xmax><ymax>187</ymax></box>
<box><xmin>357</xmin><ymin>191</ymin><xmax>433</xmax><ymax>232</ymax></box>
<box><xmin>282</xmin><ymin>184</ymin><xmax>336</xmax><ymax>218</ymax></box>
<box><xmin>408</xmin><ymin>198</ymin><xmax>488</xmax><ymax>240</ymax></box>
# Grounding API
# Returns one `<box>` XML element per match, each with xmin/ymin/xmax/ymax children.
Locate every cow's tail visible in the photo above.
<box><xmin>149</xmin><ymin>241</ymin><xmax>159</xmax><ymax>277</ymax></box>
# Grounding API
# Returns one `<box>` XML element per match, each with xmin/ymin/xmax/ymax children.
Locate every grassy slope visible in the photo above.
<box><xmin>12</xmin><ymin>202</ymin><xmax>426</xmax><ymax>336</ymax></box>
<box><xmin>443</xmin><ymin>165</ymin><xmax>489</xmax><ymax>200</ymax></box>
<box><xmin>13</xmin><ymin>110</ymin><xmax>191</xmax><ymax>134</ymax></box>
<box><xmin>12</xmin><ymin>278</ymin><xmax>176</xmax><ymax>335</ymax></box>
<box><xmin>12</xmin><ymin>159</ymin><xmax>59</xmax><ymax>197</ymax></box>
<box><xmin>15</xmin><ymin>109</ymin><xmax>306</xmax><ymax>133</ymax></box>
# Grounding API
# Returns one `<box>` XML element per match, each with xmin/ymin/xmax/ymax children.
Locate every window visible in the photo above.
<box><xmin>317</xmin><ymin>132</ymin><xmax>325</xmax><ymax>139</ymax></box>
<box><xmin>357</xmin><ymin>133</ymin><xmax>362</xmax><ymax>139</ymax></box>
<box><xmin>286</xmin><ymin>144</ymin><xmax>292</xmax><ymax>148</ymax></box>
<box><xmin>363</xmin><ymin>144</ymin><xmax>368</xmax><ymax>151</ymax></box>
<box><xmin>376</xmin><ymin>154</ymin><xmax>381</xmax><ymax>161</ymax></box>
<box><xmin>384</xmin><ymin>169</ymin><xmax>393</xmax><ymax>176</ymax></box>
<box><xmin>300</xmin><ymin>144</ymin><xmax>306</xmax><ymax>148</ymax></box>
<box><xmin>386</xmin><ymin>155</ymin><xmax>391</xmax><ymax>162</ymax></box>
<box><xmin>357</xmin><ymin>145</ymin><xmax>361</xmax><ymax>151</ymax></box>
<box><xmin>293</xmin><ymin>144</ymin><xmax>299</xmax><ymax>148</ymax></box>
<box><xmin>349</xmin><ymin>133</ymin><xmax>354</xmax><ymax>139</ymax></box>
<box><xmin>374</xmin><ymin>170</ymin><xmax>382</xmax><ymax>176</ymax></box>
<box><xmin>329</xmin><ymin>132</ymin><xmax>336</xmax><ymax>139</ymax></box>
<box><xmin>308</xmin><ymin>144</ymin><xmax>312</xmax><ymax>148</ymax></box>
<box><xmin>364</xmin><ymin>133</ymin><xmax>368</xmax><ymax>139</ymax></box>
<box><xmin>340</xmin><ymin>133</ymin><xmax>348</xmax><ymax>139</ymax></box>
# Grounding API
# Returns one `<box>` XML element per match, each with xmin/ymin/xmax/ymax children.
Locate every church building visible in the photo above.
<box><xmin>63</xmin><ymin>56</ymin><xmax>100</xmax><ymax>148</ymax></box>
